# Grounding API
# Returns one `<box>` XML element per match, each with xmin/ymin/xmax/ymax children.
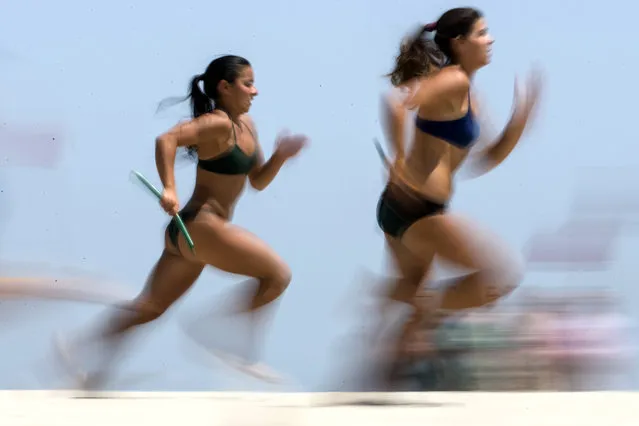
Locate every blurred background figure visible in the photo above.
<box><xmin>334</xmin><ymin>284</ymin><xmax>634</xmax><ymax>392</ymax></box>
<box><xmin>0</xmin><ymin>121</ymin><xmax>65</xmax><ymax>169</ymax></box>
<box><xmin>325</xmin><ymin>167</ymin><xmax>638</xmax><ymax>392</ymax></box>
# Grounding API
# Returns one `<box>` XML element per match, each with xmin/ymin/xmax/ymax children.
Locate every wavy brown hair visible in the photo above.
<box><xmin>388</xmin><ymin>7</ymin><xmax>483</xmax><ymax>86</ymax></box>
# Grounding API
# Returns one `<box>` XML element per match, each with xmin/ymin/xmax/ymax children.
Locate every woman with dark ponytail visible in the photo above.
<box><xmin>375</xmin><ymin>8</ymin><xmax>543</xmax><ymax>384</ymax></box>
<box><xmin>58</xmin><ymin>55</ymin><xmax>308</xmax><ymax>388</ymax></box>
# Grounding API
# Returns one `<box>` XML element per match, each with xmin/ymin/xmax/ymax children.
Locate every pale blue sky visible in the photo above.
<box><xmin>2</xmin><ymin>0</ymin><xmax>639</xmax><ymax>391</ymax></box>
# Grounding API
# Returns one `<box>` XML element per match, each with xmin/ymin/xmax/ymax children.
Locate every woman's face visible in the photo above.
<box><xmin>457</xmin><ymin>18</ymin><xmax>494</xmax><ymax>68</ymax></box>
<box><xmin>230</xmin><ymin>66</ymin><xmax>258</xmax><ymax>114</ymax></box>
<box><xmin>220</xmin><ymin>66</ymin><xmax>258</xmax><ymax>114</ymax></box>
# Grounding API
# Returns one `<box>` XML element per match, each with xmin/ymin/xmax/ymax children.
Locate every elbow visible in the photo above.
<box><xmin>465</xmin><ymin>152</ymin><xmax>500</xmax><ymax>179</ymax></box>
<box><xmin>250</xmin><ymin>182</ymin><xmax>264</xmax><ymax>191</ymax></box>
<box><xmin>155</xmin><ymin>135</ymin><xmax>170</xmax><ymax>156</ymax></box>
<box><xmin>155</xmin><ymin>134</ymin><xmax>179</xmax><ymax>162</ymax></box>
<box><xmin>386</xmin><ymin>100</ymin><xmax>405</xmax><ymax>121</ymax></box>
<box><xmin>381</xmin><ymin>94</ymin><xmax>405</xmax><ymax>123</ymax></box>
<box><xmin>482</xmin><ymin>152</ymin><xmax>503</xmax><ymax>173</ymax></box>
<box><xmin>155</xmin><ymin>134</ymin><xmax>174</xmax><ymax>151</ymax></box>
<box><xmin>249</xmin><ymin>175</ymin><xmax>266</xmax><ymax>191</ymax></box>
<box><xmin>483</xmin><ymin>150</ymin><xmax>502</xmax><ymax>168</ymax></box>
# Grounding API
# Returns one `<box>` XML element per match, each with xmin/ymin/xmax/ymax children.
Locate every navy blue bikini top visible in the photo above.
<box><xmin>414</xmin><ymin>93</ymin><xmax>479</xmax><ymax>149</ymax></box>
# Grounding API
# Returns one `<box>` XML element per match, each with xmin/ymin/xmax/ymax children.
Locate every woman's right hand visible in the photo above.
<box><xmin>160</xmin><ymin>187</ymin><xmax>179</xmax><ymax>216</ymax></box>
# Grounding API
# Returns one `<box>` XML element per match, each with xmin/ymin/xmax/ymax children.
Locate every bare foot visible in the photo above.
<box><xmin>210</xmin><ymin>349</ymin><xmax>286</xmax><ymax>384</ymax></box>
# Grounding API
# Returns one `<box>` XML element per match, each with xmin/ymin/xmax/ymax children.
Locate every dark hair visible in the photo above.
<box><xmin>388</xmin><ymin>7</ymin><xmax>483</xmax><ymax>86</ymax></box>
<box><xmin>157</xmin><ymin>54</ymin><xmax>251</xmax><ymax>158</ymax></box>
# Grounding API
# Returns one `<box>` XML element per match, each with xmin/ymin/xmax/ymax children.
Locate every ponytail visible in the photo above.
<box><xmin>189</xmin><ymin>74</ymin><xmax>214</xmax><ymax>118</ymax></box>
<box><xmin>388</xmin><ymin>24</ymin><xmax>446</xmax><ymax>86</ymax></box>
<box><xmin>183</xmin><ymin>74</ymin><xmax>214</xmax><ymax>159</ymax></box>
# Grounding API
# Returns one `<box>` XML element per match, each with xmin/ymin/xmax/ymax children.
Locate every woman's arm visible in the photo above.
<box><xmin>246</xmin><ymin>117</ymin><xmax>305</xmax><ymax>191</ymax></box>
<box><xmin>248</xmin><ymin>146</ymin><xmax>288</xmax><ymax>191</ymax></box>
<box><xmin>464</xmin><ymin>72</ymin><xmax>543</xmax><ymax>178</ymax></box>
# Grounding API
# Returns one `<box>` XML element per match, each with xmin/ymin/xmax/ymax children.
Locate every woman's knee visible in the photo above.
<box><xmin>266</xmin><ymin>261</ymin><xmax>292</xmax><ymax>295</ymax></box>
<box><xmin>251</xmin><ymin>263</ymin><xmax>291</xmax><ymax>307</ymax></box>
<box><xmin>482</xmin><ymin>250</ymin><xmax>525</xmax><ymax>300</ymax></box>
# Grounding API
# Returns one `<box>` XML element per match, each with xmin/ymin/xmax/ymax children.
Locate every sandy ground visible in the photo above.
<box><xmin>0</xmin><ymin>390</ymin><xmax>636</xmax><ymax>426</ymax></box>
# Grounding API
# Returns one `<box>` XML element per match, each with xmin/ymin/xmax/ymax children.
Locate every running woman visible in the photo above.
<box><xmin>376</xmin><ymin>7</ymin><xmax>542</xmax><ymax>381</ymax></box>
<box><xmin>58</xmin><ymin>55</ymin><xmax>308</xmax><ymax>388</ymax></box>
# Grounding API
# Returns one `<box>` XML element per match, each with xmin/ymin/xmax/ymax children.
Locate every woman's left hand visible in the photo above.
<box><xmin>274</xmin><ymin>130</ymin><xmax>309</xmax><ymax>160</ymax></box>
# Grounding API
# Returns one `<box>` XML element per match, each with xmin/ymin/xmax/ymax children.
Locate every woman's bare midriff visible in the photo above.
<box><xmin>181</xmin><ymin>167</ymin><xmax>249</xmax><ymax>221</ymax></box>
<box><xmin>402</xmin><ymin>131</ymin><xmax>466</xmax><ymax>204</ymax></box>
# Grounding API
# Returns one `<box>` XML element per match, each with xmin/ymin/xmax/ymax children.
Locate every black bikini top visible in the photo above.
<box><xmin>197</xmin><ymin>115</ymin><xmax>258</xmax><ymax>175</ymax></box>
